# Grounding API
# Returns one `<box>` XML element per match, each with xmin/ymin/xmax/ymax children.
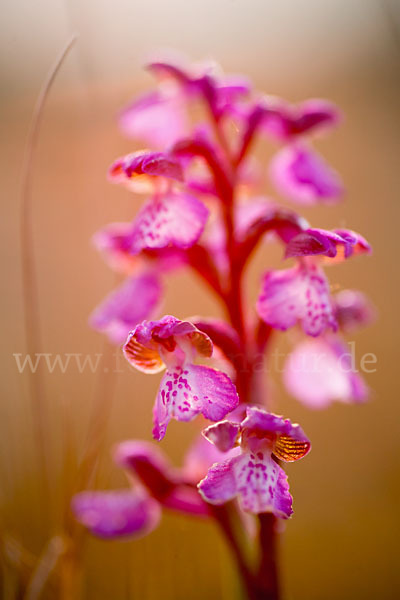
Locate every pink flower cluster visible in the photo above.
<box><xmin>74</xmin><ymin>53</ymin><xmax>373</xmax><ymax>541</ymax></box>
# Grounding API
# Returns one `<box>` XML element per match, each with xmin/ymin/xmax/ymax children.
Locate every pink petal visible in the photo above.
<box><xmin>168</xmin><ymin>320</ymin><xmax>213</xmax><ymax>358</ymax></box>
<box><xmin>284</xmin><ymin>337</ymin><xmax>368</xmax><ymax>408</ymax></box>
<box><xmin>89</xmin><ymin>273</ymin><xmax>162</xmax><ymax>344</ymax></box>
<box><xmin>129</xmin><ymin>193</ymin><xmax>209</xmax><ymax>254</ymax></box>
<box><xmin>202</xmin><ymin>421</ymin><xmax>240</xmax><ymax>452</ymax></box>
<box><xmin>153</xmin><ymin>364</ymin><xmax>239</xmax><ymax>441</ymax></box>
<box><xmin>108</xmin><ymin>151</ymin><xmax>183</xmax><ymax>194</ymax></box>
<box><xmin>270</xmin><ymin>144</ymin><xmax>343</xmax><ymax>205</ymax></box>
<box><xmin>233</xmin><ymin>452</ymin><xmax>293</xmax><ymax>518</ymax></box>
<box><xmin>198</xmin><ymin>457</ymin><xmax>239</xmax><ymax>504</ymax></box>
<box><xmin>332</xmin><ymin>229</ymin><xmax>372</xmax><ymax>259</ymax></box>
<box><xmin>139</xmin><ymin>152</ymin><xmax>184</xmax><ymax>181</ymax></box>
<box><xmin>257</xmin><ymin>263</ymin><xmax>337</xmax><ymax>337</ymax></box>
<box><xmin>119</xmin><ymin>89</ymin><xmax>188</xmax><ymax>149</ymax></box>
<box><xmin>71</xmin><ymin>489</ymin><xmax>160</xmax><ymax>539</ymax></box>
<box><xmin>285</xmin><ymin>228</ymin><xmax>372</xmax><ymax>264</ymax></box>
<box><xmin>285</xmin><ymin>228</ymin><xmax>348</xmax><ymax>259</ymax></box>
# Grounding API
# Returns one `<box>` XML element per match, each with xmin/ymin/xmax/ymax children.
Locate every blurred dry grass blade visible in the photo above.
<box><xmin>19</xmin><ymin>34</ymin><xmax>77</xmax><ymax>505</ymax></box>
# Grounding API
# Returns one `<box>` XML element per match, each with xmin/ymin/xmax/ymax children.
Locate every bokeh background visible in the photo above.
<box><xmin>1</xmin><ymin>0</ymin><xmax>400</xmax><ymax>598</ymax></box>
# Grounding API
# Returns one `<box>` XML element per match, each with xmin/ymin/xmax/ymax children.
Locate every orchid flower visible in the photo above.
<box><xmin>257</xmin><ymin>227</ymin><xmax>371</xmax><ymax>336</ymax></box>
<box><xmin>123</xmin><ymin>316</ymin><xmax>239</xmax><ymax>440</ymax></box>
<box><xmin>107</xmin><ymin>150</ymin><xmax>209</xmax><ymax>255</ymax></box>
<box><xmin>198</xmin><ymin>407</ymin><xmax>311</xmax><ymax>518</ymax></box>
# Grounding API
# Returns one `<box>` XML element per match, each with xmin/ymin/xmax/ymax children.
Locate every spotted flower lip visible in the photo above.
<box><xmin>126</xmin><ymin>191</ymin><xmax>209</xmax><ymax>255</ymax></box>
<box><xmin>285</xmin><ymin>227</ymin><xmax>372</xmax><ymax>262</ymax></box>
<box><xmin>256</xmin><ymin>262</ymin><xmax>338</xmax><ymax>337</ymax></box>
<box><xmin>123</xmin><ymin>316</ymin><xmax>239</xmax><ymax>441</ymax></box>
<box><xmin>199</xmin><ymin>407</ymin><xmax>311</xmax><ymax>517</ymax></box>
<box><xmin>108</xmin><ymin>150</ymin><xmax>184</xmax><ymax>194</ymax></box>
<box><xmin>270</xmin><ymin>144</ymin><xmax>343</xmax><ymax>205</ymax></box>
<box><xmin>284</xmin><ymin>336</ymin><xmax>368</xmax><ymax>409</ymax></box>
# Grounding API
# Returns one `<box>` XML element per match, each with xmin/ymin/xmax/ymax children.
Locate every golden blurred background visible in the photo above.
<box><xmin>1</xmin><ymin>0</ymin><xmax>400</xmax><ymax>598</ymax></box>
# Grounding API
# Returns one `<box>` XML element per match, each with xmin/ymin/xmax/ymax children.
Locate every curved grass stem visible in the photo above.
<box><xmin>19</xmin><ymin>33</ymin><xmax>77</xmax><ymax>502</ymax></box>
